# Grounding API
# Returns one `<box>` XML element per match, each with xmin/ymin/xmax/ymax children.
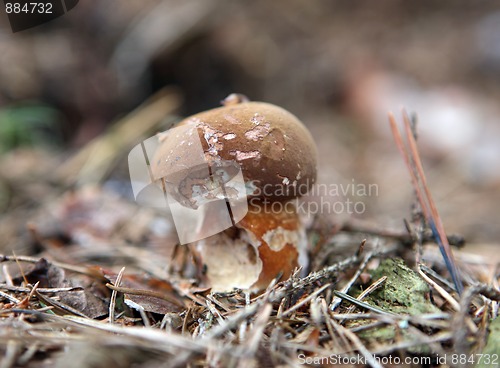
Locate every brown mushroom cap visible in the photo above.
<box><xmin>152</xmin><ymin>101</ymin><xmax>317</xmax><ymax>203</ymax></box>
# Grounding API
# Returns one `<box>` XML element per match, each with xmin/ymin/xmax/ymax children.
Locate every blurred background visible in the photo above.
<box><xmin>0</xmin><ymin>0</ymin><xmax>499</xmax><ymax>260</ymax></box>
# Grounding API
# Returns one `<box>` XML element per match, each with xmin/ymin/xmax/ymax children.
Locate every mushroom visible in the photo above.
<box><xmin>151</xmin><ymin>94</ymin><xmax>317</xmax><ymax>292</ymax></box>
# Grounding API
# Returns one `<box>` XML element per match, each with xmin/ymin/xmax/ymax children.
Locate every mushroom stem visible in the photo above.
<box><xmin>192</xmin><ymin>202</ymin><xmax>306</xmax><ymax>293</ymax></box>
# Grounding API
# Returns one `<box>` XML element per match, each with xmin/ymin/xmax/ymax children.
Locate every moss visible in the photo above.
<box><xmin>353</xmin><ymin>258</ymin><xmax>441</xmax><ymax>351</ymax></box>
<box><xmin>365</xmin><ymin>258</ymin><xmax>441</xmax><ymax>316</ymax></box>
<box><xmin>478</xmin><ymin>317</ymin><xmax>500</xmax><ymax>368</ymax></box>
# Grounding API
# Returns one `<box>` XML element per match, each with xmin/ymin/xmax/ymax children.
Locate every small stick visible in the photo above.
<box><xmin>340</xmin><ymin>276</ymin><xmax>388</xmax><ymax>319</ymax></box>
<box><xmin>205</xmin><ymin>299</ymin><xmax>225</xmax><ymax>325</ymax></box>
<box><xmin>417</xmin><ymin>265</ymin><xmax>460</xmax><ymax>311</ymax></box>
<box><xmin>16</xmin><ymin>343</ymin><xmax>40</xmax><ymax>366</ymax></box>
<box><xmin>2</xmin><ymin>265</ymin><xmax>13</xmax><ymax>286</ymax></box>
<box><xmin>0</xmin><ymin>307</ymin><xmax>54</xmax><ymax>315</ymax></box>
<box><xmin>2</xmin><ymin>340</ymin><xmax>19</xmax><ymax>368</ymax></box>
<box><xmin>206</xmin><ymin>294</ymin><xmax>231</xmax><ymax>313</ymax></box>
<box><xmin>356</xmin><ymin>239</ymin><xmax>366</xmax><ymax>257</ymax></box>
<box><xmin>0</xmin><ymin>284</ymin><xmax>83</xmax><ymax>293</ymax></box>
<box><xmin>138</xmin><ymin>309</ymin><xmax>151</xmax><ymax>328</ymax></box>
<box><xmin>239</xmin><ymin>303</ymin><xmax>272</xmax><ymax>361</ymax></box>
<box><xmin>419</xmin><ymin>264</ymin><xmax>456</xmax><ymax>292</ymax></box>
<box><xmin>402</xmin><ymin>111</ymin><xmax>463</xmax><ymax>293</ymax></box>
<box><xmin>388</xmin><ymin>111</ymin><xmax>464</xmax><ymax>294</ymax></box>
<box><xmin>333</xmin><ymin>290</ymin><xmax>396</xmax><ymax>316</ymax></box>
<box><xmin>329</xmin><ymin>250</ymin><xmax>374</xmax><ymax>311</ymax></box>
<box><xmin>291</xmin><ymin>245</ymin><xmax>396</xmax><ymax>291</ymax></box>
<box><xmin>332</xmin><ymin>321</ymin><xmax>384</xmax><ymax>368</ymax></box>
<box><xmin>0</xmin><ymin>290</ymin><xmax>21</xmax><ymax>304</ymax></box>
<box><xmin>281</xmin><ymin>283</ymin><xmax>331</xmax><ymax>318</ymax></box>
<box><xmin>106</xmin><ymin>283</ymin><xmax>185</xmax><ymax>308</ymax></box>
<box><xmin>360</xmin><ymin>276</ymin><xmax>388</xmax><ymax>299</ymax></box>
<box><xmin>35</xmin><ymin>290</ymin><xmax>88</xmax><ymax>318</ymax></box>
<box><xmin>109</xmin><ymin>267</ymin><xmax>125</xmax><ymax>324</ymax></box>
<box><xmin>0</xmin><ymin>254</ymin><xmax>98</xmax><ymax>277</ymax></box>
